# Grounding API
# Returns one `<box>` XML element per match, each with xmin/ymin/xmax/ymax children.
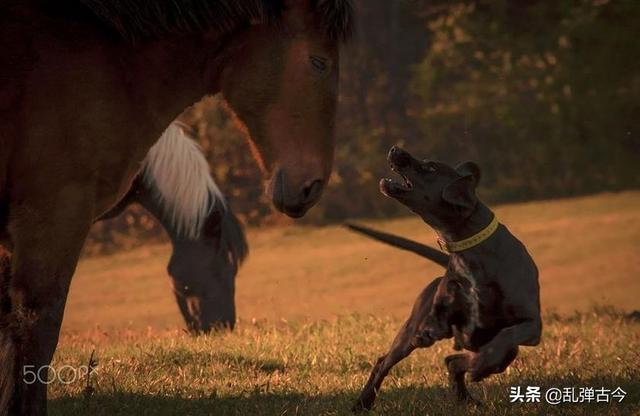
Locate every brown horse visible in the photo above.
<box><xmin>0</xmin><ymin>1</ymin><xmax>353</xmax><ymax>413</ymax></box>
<box><xmin>101</xmin><ymin>122</ymin><xmax>248</xmax><ymax>333</ymax></box>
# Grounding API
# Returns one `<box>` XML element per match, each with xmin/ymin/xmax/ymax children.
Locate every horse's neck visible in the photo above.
<box><xmin>121</xmin><ymin>34</ymin><xmax>230</xmax><ymax>139</ymax></box>
<box><xmin>129</xmin><ymin>179</ymin><xmax>180</xmax><ymax>243</ymax></box>
<box><xmin>133</xmin><ymin>175</ymin><xmax>226</xmax><ymax>247</ymax></box>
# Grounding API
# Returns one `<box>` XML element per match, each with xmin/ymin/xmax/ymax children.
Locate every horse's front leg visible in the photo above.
<box><xmin>3</xmin><ymin>183</ymin><xmax>93</xmax><ymax>415</ymax></box>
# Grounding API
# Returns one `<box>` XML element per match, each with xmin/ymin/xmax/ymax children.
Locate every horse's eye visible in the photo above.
<box><xmin>309</xmin><ymin>55</ymin><xmax>330</xmax><ymax>75</ymax></box>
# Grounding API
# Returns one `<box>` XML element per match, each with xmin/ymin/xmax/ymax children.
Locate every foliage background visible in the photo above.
<box><xmin>88</xmin><ymin>0</ymin><xmax>640</xmax><ymax>251</ymax></box>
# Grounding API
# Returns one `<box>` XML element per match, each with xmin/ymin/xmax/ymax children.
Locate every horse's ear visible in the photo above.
<box><xmin>442</xmin><ymin>173</ymin><xmax>478</xmax><ymax>215</ymax></box>
<box><xmin>455</xmin><ymin>161</ymin><xmax>481</xmax><ymax>187</ymax></box>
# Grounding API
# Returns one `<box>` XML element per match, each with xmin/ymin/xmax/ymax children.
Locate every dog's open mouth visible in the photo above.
<box><xmin>380</xmin><ymin>164</ymin><xmax>413</xmax><ymax>197</ymax></box>
<box><xmin>380</xmin><ymin>146</ymin><xmax>417</xmax><ymax>198</ymax></box>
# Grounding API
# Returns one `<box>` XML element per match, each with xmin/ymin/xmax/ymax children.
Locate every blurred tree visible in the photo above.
<box><xmin>409</xmin><ymin>0</ymin><xmax>640</xmax><ymax>201</ymax></box>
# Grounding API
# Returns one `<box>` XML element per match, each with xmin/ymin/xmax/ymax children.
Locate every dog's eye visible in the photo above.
<box><xmin>422</xmin><ymin>162</ymin><xmax>437</xmax><ymax>173</ymax></box>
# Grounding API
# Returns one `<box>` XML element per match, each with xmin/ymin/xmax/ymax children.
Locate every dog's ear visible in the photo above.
<box><xmin>442</xmin><ymin>174</ymin><xmax>478</xmax><ymax>214</ymax></box>
<box><xmin>456</xmin><ymin>161</ymin><xmax>481</xmax><ymax>187</ymax></box>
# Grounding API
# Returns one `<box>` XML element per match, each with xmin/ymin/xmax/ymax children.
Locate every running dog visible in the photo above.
<box><xmin>351</xmin><ymin>147</ymin><xmax>541</xmax><ymax>411</ymax></box>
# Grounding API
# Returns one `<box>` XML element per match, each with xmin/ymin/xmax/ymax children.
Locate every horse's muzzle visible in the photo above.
<box><xmin>268</xmin><ymin>169</ymin><xmax>325</xmax><ymax>218</ymax></box>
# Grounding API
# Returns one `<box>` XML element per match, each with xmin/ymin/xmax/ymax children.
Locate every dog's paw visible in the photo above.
<box><xmin>351</xmin><ymin>392</ymin><xmax>376</xmax><ymax>413</ymax></box>
<box><xmin>469</xmin><ymin>353</ymin><xmax>499</xmax><ymax>383</ymax></box>
<box><xmin>351</xmin><ymin>399</ymin><xmax>373</xmax><ymax>413</ymax></box>
<box><xmin>469</xmin><ymin>346</ymin><xmax>504</xmax><ymax>381</ymax></box>
<box><xmin>450</xmin><ymin>382</ymin><xmax>483</xmax><ymax>406</ymax></box>
<box><xmin>469</xmin><ymin>365</ymin><xmax>494</xmax><ymax>382</ymax></box>
<box><xmin>459</xmin><ymin>394</ymin><xmax>483</xmax><ymax>407</ymax></box>
<box><xmin>414</xmin><ymin>331</ymin><xmax>435</xmax><ymax>348</ymax></box>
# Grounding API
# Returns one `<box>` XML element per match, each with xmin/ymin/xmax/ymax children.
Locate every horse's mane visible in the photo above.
<box><xmin>76</xmin><ymin>0</ymin><xmax>354</xmax><ymax>42</ymax></box>
<box><xmin>141</xmin><ymin>122</ymin><xmax>248</xmax><ymax>267</ymax></box>
<box><xmin>219</xmin><ymin>205</ymin><xmax>249</xmax><ymax>269</ymax></box>
<box><xmin>142</xmin><ymin>123</ymin><xmax>225</xmax><ymax>240</ymax></box>
<box><xmin>199</xmin><ymin>197</ymin><xmax>248</xmax><ymax>269</ymax></box>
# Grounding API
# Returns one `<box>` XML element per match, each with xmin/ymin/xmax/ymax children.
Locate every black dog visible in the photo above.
<box><xmin>351</xmin><ymin>147</ymin><xmax>542</xmax><ymax>411</ymax></box>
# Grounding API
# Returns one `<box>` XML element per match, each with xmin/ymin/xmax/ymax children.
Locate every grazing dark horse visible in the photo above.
<box><xmin>101</xmin><ymin>123</ymin><xmax>248</xmax><ymax>334</ymax></box>
<box><xmin>0</xmin><ymin>1</ymin><xmax>354</xmax><ymax>413</ymax></box>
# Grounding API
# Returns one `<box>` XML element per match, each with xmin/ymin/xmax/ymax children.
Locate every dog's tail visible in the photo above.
<box><xmin>344</xmin><ymin>223</ymin><xmax>449</xmax><ymax>268</ymax></box>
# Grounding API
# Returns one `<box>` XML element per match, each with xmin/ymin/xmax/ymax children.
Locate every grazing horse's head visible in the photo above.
<box><xmin>220</xmin><ymin>0</ymin><xmax>353</xmax><ymax>217</ymax></box>
<box><xmin>168</xmin><ymin>207</ymin><xmax>249</xmax><ymax>333</ymax></box>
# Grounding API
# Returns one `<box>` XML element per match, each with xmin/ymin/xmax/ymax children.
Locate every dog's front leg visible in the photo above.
<box><xmin>352</xmin><ymin>324</ymin><xmax>416</xmax><ymax>412</ymax></box>
<box><xmin>352</xmin><ymin>346</ymin><xmax>415</xmax><ymax>412</ymax></box>
<box><xmin>469</xmin><ymin>318</ymin><xmax>540</xmax><ymax>381</ymax></box>
<box><xmin>444</xmin><ymin>353</ymin><xmax>477</xmax><ymax>403</ymax></box>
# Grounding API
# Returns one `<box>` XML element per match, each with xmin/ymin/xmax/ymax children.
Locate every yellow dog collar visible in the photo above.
<box><xmin>437</xmin><ymin>215</ymin><xmax>499</xmax><ymax>253</ymax></box>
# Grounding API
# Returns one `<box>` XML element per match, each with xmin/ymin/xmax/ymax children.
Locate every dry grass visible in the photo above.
<box><xmin>50</xmin><ymin>191</ymin><xmax>640</xmax><ymax>415</ymax></box>
<box><xmin>63</xmin><ymin>191</ymin><xmax>640</xmax><ymax>331</ymax></box>
<box><xmin>51</xmin><ymin>312</ymin><xmax>639</xmax><ymax>416</ymax></box>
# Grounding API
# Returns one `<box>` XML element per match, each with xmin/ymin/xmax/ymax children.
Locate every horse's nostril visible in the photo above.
<box><xmin>269</xmin><ymin>172</ymin><xmax>324</xmax><ymax>217</ymax></box>
<box><xmin>302</xmin><ymin>179</ymin><xmax>323</xmax><ymax>203</ymax></box>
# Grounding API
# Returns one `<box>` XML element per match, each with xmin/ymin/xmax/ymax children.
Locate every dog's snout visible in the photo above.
<box><xmin>388</xmin><ymin>146</ymin><xmax>412</xmax><ymax>167</ymax></box>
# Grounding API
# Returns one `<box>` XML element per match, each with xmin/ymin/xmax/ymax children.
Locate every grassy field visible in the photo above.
<box><xmin>50</xmin><ymin>191</ymin><xmax>640</xmax><ymax>415</ymax></box>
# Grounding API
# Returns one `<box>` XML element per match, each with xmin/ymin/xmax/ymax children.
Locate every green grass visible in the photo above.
<box><xmin>49</xmin><ymin>191</ymin><xmax>640</xmax><ymax>415</ymax></box>
<box><xmin>51</xmin><ymin>312</ymin><xmax>639</xmax><ymax>415</ymax></box>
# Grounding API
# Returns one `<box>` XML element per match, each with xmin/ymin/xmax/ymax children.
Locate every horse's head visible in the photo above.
<box><xmin>167</xmin><ymin>209</ymin><xmax>248</xmax><ymax>334</ymax></box>
<box><xmin>220</xmin><ymin>0</ymin><xmax>353</xmax><ymax>217</ymax></box>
